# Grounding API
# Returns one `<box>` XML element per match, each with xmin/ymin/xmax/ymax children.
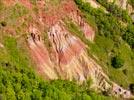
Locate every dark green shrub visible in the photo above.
<box><xmin>0</xmin><ymin>21</ymin><xmax>7</xmax><ymax>27</ymax></box>
<box><xmin>111</xmin><ymin>56</ymin><xmax>124</xmax><ymax>68</ymax></box>
<box><xmin>122</xmin><ymin>69</ymin><xmax>128</xmax><ymax>75</ymax></box>
<box><xmin>129</xmin><ymin>84</ymin><xmax>134</xmax><ymax>94</ymax></box>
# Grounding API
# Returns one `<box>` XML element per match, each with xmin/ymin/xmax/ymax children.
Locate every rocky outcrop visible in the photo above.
<box><xmin>27</xmin><ymin>26</ymin><xmax>58</xmax><ymax>80</ymax></box>
<box><xmin>27</xmin><ymin>20</ymin><xmax>132</xmax><ymax>98</ymax></box>
<box><xmin>22</xmin><ymin>0</ymin><xmax>133</xmax><ymax>99</ymax></box>
<box><xmin>48</xmin><ymin>21</ymin><xmax>86</xmax><ymax>80</ymax></box>
<box><xmin>68</xmin><ymin>10</ymin><xmax>95</xmax><ymax>41</ymax></box>
<box><xmin>112</xmin><ymin>83</ymin><xmax>131</xmax><ymax>98</ymax></box>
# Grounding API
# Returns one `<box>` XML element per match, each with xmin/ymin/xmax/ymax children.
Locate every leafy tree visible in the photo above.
<box><xmin>122</xmin><ymin>24</ymin><xmax>134</xmax><ymax>48</ymax></box>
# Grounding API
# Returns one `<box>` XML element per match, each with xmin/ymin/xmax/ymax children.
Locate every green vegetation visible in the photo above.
<box><xmin>43</xmin><ymin>32</ymin><xmax>52</xmax><ymax>54</ymax></box>
<box><xmin>96</xmin><ymin>0</ymin><xmax>134</xmax><ymax>48</ymax></box>
<box><xmin>122</xmin><ymin>24</ymin><xmax>134</xmax><ymax>49</ymax></box>
<box><xmin>75</xmin><ymin>0</ymin><xmax>134</xmax><ymax>87</ymax></box>
<box><xmin>96</xmin><ymin>0</ymin><xmax>132</xmax><ymax>23</ymax></box>
<box><xmin>30</xmin><ymin>0</ymin><xmax>36</xmax><ymax>5</ymax></box>
<box><xmin>0</xmin><ymin>3</ymin><xmax>29</xmax><ymax>26</ymax></box>
<box><xmin>75</xmin><ymin>0</ymin><xmax>134</xmax><ymax>48</ymax></box>
<box><xmin>111</xmin><ymin>56</ymin><xmax>124</xmax><ymax>68</ymax></box>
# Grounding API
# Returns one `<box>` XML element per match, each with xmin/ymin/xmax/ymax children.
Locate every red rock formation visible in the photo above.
<box><xmin>48</xmin><ymin>21</ymin><xmax>85</xmax><ymax>64</ymax></box>
<box><xmin>68</xmin><ymin>11</ymin><xmax>95</xmax><ymax>41</ymax></box>
<box><xmin>38</xmin><ymin>0</ymin><xmax>95</xmax><ymax>41</ymax></box>
<box><xmin>27</xmin><ymin>26</ymin><xmax>58</xmax><ymax>79</ymax></box>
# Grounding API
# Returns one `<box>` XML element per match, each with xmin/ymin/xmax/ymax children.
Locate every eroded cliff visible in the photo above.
<box><xmin>0</xmin><ymin>0</ymin><xmax>133</xmax><ymax>99</ymax></box>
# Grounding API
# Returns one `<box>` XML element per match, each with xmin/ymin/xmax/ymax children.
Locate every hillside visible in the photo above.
<box><xmin>0</xmin><ymin>0</ymin><xmax>134</xmax><ymax>100</ymax></box>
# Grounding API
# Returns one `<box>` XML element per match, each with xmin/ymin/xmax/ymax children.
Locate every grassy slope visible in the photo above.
<box><xmin>90</xmin><ymin>36</ymin><xmax>134</xmax><ymax>87</ymax></box>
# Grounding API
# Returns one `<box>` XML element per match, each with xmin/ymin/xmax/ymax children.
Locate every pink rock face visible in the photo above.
<box><xmin>58</xmin><ymin>46</ymin><xmax>74</xmax><ymax>65</ymax></box>
<box><xmin>47</xmin><ymin>21</ymin><xmax>90</xmax><ymax>81</ymax></box>
<box><xmin>63</xmin><ymin>0</ymin><xmax>76</xmax><ymax>13</ymax></box>
<box><xmin>69</xmin><ymin>11</ymin><xmax>95</xmax><ymax>41</ymax></box>
<box><xmin>27</xmin><ymin>26</ymin><xmax>58</xmax><ymax>79</ymax></box>
<box><xmin>27</xmin><ymin>33</ymin><xmax>49</xmax><ymax>65</ymax></box>
<box><xmin>19</xmin><ymin>0</ymin><xmax>33</xmax><ymax>9</ymax></box>
<box><xmin>48</xmin><ymin>21</ymin><xmax>85</xmax><ymax>65</ymax></box>
<box><xmin>43</xmin><ymin>14</ymin><xmax>60</xmax><ymax>27</ymax></box>
<box><xmin>81</xmin><ymin>22</ymin><xmax>95</xmax><ymax>40</ymax></box>
<box><xmin>59</xmin><ymin>38</ymin><xmax>84</xmax><ymax>65</ymax></box>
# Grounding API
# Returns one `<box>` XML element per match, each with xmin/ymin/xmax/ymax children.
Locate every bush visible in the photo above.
<box><xmin>97</xmin><ymin>0</ymin><xmax>132</xmax><ymax>23</ymax></box>
<box><xmin>111</xmin><ymin>56</ymin><xmax>124</xmax><ymax>68</ymax></box>
<box><xmin>0</xmin><ymin>21</ymin><xmax>7</xmax><ymax>27</ymax></box>
<box><xmin>122</xmin><ymin>24</ymin><xmax>134</xmax><ymax>49</ymax></box>
<box><xmin>129</xmin><ymin>84</ymin><xmax>134</xmax><ymax>94</ymax></box>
